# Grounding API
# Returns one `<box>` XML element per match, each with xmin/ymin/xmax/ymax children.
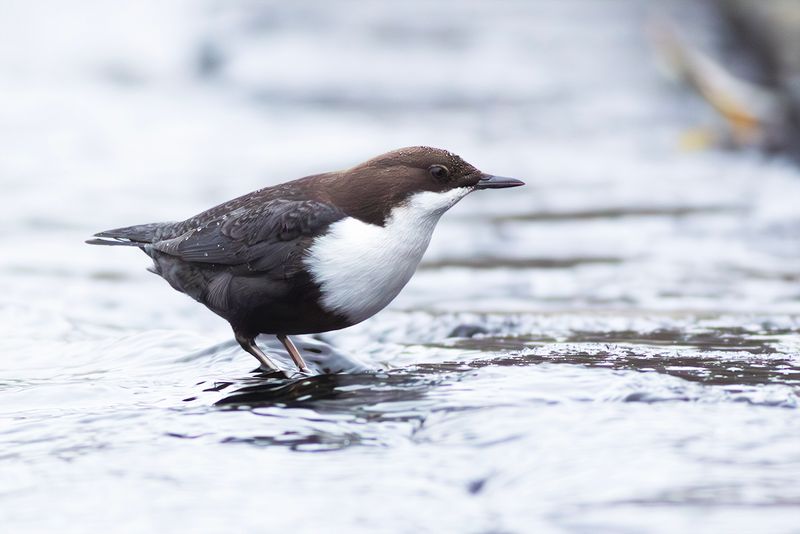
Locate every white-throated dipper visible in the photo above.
<box><xmin>88</xmin><ymin>147</ymin><xmax>524</xmax><ymax>376</ymax></box>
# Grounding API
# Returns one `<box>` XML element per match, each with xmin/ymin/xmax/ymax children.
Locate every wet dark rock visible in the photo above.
<box><xmin>448</xmin><ymin>324</ymin><xmax>490</xmax><ymax>338</ymax></box>
<box><xmin>718</xmin><ymin>0</ymin><xmax>800</xmax><ymax>155</ymax></box>
<box><xmin>468</xmin><ymin>478</ymin><xmax>488</xmax><ymax>495</ymax></box>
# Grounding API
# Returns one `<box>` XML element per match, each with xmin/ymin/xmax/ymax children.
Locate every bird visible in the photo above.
<box><xmin>87</xmin><ymin>146</ymin><xmax>524</xmax><ymax>376</ymax></box>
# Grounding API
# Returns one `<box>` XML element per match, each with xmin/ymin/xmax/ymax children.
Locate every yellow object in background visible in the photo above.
<box><xmin>650</xmin><ymin>17</ymin><xmax>786</xmax><ymax>148</ymax></box>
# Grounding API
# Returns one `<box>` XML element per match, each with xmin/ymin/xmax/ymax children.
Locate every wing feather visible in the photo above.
<box><xmin>151</xmin><ymin>199</ymin><xmax>344</xmax><ymax>268</ymax></box>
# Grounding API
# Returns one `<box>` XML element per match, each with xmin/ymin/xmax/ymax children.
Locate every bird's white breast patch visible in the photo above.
<box><xmin>304</xmin><ymin>187</ymin><xmax>471</xmax><ymax>324</ymax></box>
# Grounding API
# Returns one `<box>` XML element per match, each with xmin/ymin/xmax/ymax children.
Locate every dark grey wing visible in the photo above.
<box><xmin>151</xmin><ymin>199</ymin><xmax>344</xmax><ymax>270</ymax></box>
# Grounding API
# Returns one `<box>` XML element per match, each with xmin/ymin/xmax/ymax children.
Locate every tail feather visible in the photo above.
<box><xmin>85</xmin><ymin>237</ymin><xmax>144</xmax><ymax>246</ymax></box>
<box><xmin>87</xmin><ymin>222</ymin><xmax>173</xmax><ymax>246</ymax></box>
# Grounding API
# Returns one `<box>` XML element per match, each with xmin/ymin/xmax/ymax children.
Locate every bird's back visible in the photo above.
<box><xmin>87</xmin><ymin>173</ymin><xmax>352</xmax><ymax>335</ymax></box>
<box><xmin>88</xmin><ymin>172</ymin><xmax>334</xmax><ymax>246</ymax></box>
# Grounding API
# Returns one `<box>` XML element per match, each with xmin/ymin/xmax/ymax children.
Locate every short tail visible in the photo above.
<box><xmin>86</xmin><ymin>222</ymin><xmax>171</xmax><ymax>246</ymax></box>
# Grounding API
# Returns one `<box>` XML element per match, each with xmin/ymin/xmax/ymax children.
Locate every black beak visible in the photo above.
<box><xmin>474</xmin><ymin>174</ymin><xmax>525</xmax><ymax>190</ymax></box>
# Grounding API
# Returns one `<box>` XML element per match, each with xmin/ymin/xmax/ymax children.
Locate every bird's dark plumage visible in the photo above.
<box><xmin>88</xmin><ymin>146</ymin><xmax>524</xmax><ymax>375</ymax></box>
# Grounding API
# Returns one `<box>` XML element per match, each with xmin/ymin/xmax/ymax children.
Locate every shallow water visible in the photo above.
<box><xmin>2</xmin><ymin>0</ymin><xmax>800</xmax><ymax>532</ymax></box>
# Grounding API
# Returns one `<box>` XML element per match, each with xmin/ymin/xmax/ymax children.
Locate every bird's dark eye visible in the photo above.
<box><xmin>429</xmin><ymin>165</ymin><xmax>450</xmax><ymax>180</ymax></box>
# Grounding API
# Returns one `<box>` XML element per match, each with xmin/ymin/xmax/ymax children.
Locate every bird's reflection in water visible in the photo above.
<box><xmin>214</xmin><ymin>370</ymin><xmax>435</xmax><ymax>410</ymax></box>
<box><xmin>209</xmin><ymin>370</ymin><xmax>442</xmax><ymax>451</ymax></box>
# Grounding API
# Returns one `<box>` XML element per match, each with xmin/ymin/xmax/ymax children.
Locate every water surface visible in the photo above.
<box><xmin>1</xmin><ymin>1</ymin><xmax>799</xmax><ymax>532</ymax></box>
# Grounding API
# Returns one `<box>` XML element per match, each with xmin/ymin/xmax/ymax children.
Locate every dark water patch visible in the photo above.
<box><xmin>434</xmin><ymin>336</ymin><xmax>557</xmax><ymax>352</ymax></box>
<box><xmin>420</xmin><ymin>257</ymin><xmax>623</xmax><ymax>270</ymax></box>
<box><xmin>511</xmin><ymin>351</ymin><xmax>800</xmax><ymax>388</ymax></box>
<box><xmin>370</xmin><ymin>22</ymin><xmax>471</xmax><ymax>49</ymax></box>
<box><xmin>444</xmin><ymin>327</ymin><xmax>792</xmax><ymax>355</ymax></box>
<box><xmin>458</xmin><ymin>349</ymin><xmax>800</xmax><ymax>389</ymax></box>
<box><xmin>565</xmin><ymin>328</ymin><xmax>788</xmax><ymax>354</ymax></box>
<box><xmin>20</xmin><ymin>217</ymin><xmax>87</xmax><ymax>231</ymax></box>
<box><xmin>220</xmin><ymin>430</ymin><xmax>365</xmax><ymax>452</ymax></box>
<box><xmin>87</xmin><ymin>270</ymin><xmax>131</xmax><ymax>282</ymax></box>
<box><xmin>493</xmin><ymin>205</ymin><xmax>744</xmax><ymax>223</ymax></box>
<box><xmin>605</xmin><ymin>494</ymin><xmax>800</xmax><ymax>508</ymax></box>
<box><xmin>448</xmin><ymin>324</ymin><xmax>491</xmax><ymax>338</ymax></box>
<box><xmin>1</xmin><ymin>265</ymin><xmax>132</xmax><ymax>282</ymax></box>
<box><xmin>601</xmin><ymin>327</ymin><xmax>796</xmax><ymax>352</ymax></box>
<box><xmin>250</xmin><ymin>88</ymin><xmax>556</xmax><ymax>113</ymax></box>
<box><xmin>425</xmin><ymin>326</ymin><xmax>800</xmax><ymax>388</ymax></box>
<box><xmin>214</xmin><ymin>371</ymin><xmax>435</xmax><ymax>412</ymax></box>
<box><xmin>727</xmin><ymin>266</ymin><xmax>800</xmax><ymax>283</ymax></box>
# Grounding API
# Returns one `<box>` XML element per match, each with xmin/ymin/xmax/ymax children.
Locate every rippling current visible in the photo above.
<box><xmin>2</xmin><ymin>1</ymin><xmax>800</xmax><ymax>532</ymax></box>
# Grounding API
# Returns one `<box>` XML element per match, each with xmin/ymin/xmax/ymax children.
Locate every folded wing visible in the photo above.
<box><xmin>151</xmin><ymin>199</ymin><xmax>344</xmax><ymax>272</ymax></box>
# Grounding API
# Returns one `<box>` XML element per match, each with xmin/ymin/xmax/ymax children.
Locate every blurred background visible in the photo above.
<box><xmin>1</xmin><ymin>1</ymin><xmax>799</xmax><ymax>533</ymax></box>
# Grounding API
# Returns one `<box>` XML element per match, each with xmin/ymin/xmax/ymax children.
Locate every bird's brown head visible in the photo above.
<box><xmin>321</xmin><ymin>146</ymin><xmax>524</xmax><ymax>225</ymax></box>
